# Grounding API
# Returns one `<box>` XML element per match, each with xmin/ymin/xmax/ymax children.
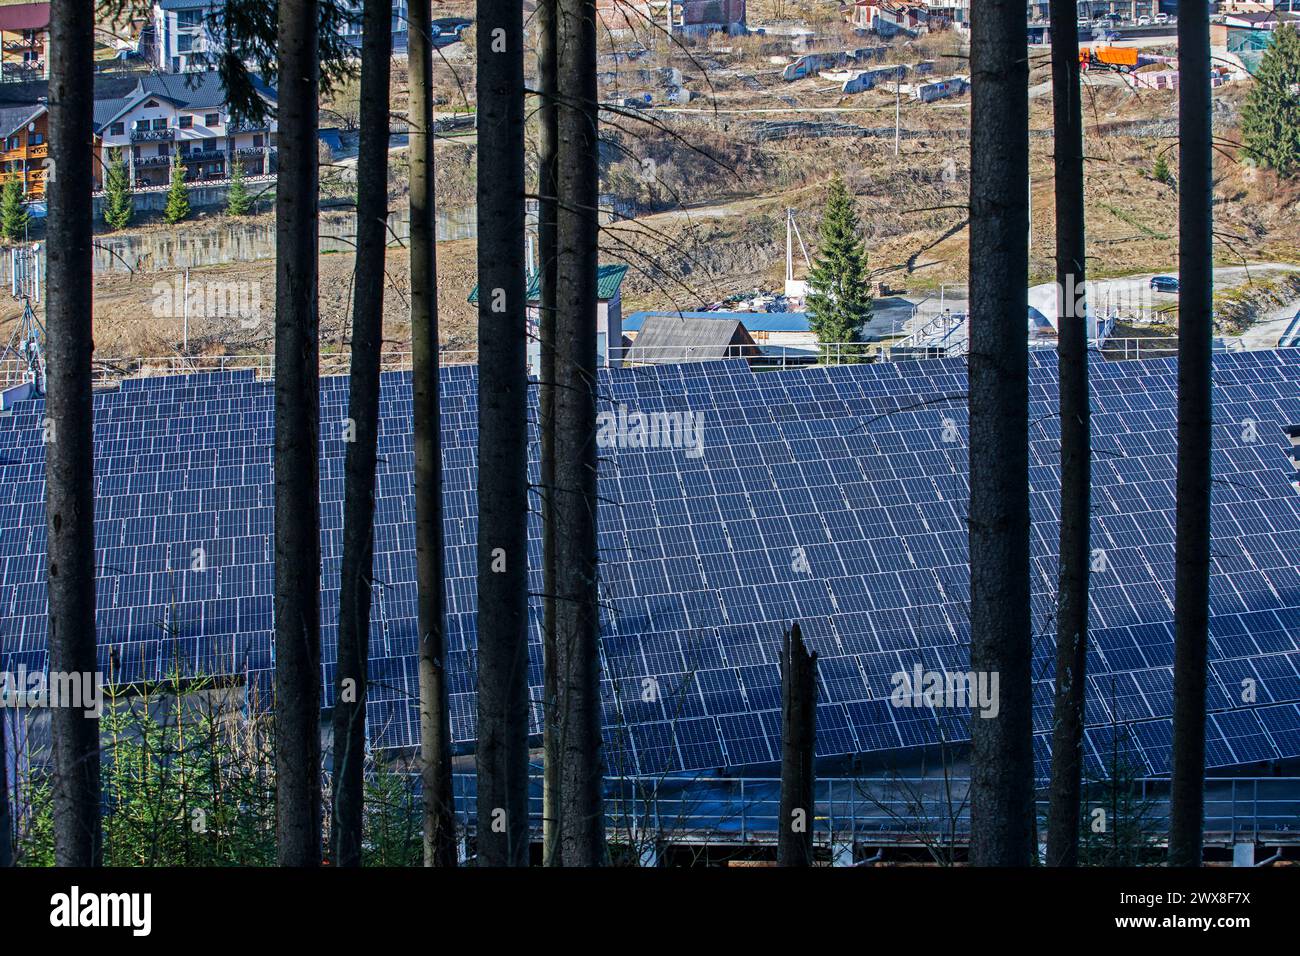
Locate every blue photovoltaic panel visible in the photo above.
<box><xmin>0</xmin><ymin>351</ymin><xmax>1298</xmax><ymax>777</ymax></box>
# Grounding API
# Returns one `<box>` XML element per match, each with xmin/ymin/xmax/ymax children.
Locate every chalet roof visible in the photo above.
<box><xmin>0</xmin><ymin>2</ymin><xmax>49</xmax><ymax>32</ymax></box>
<box><xmin>624</xmin><ymin>314</ymin><xmax>758</xmax><ymax>363</ymax></box>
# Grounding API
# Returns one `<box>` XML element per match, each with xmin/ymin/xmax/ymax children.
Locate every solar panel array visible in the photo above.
<box><xmin>1</xmin><ymin>349</ymin><xmax>1299</xmax><ymax>780</ymax></box>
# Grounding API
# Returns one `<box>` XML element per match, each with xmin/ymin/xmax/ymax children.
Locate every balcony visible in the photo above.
<box><xmin>180</xmin><ymin>150</ymin><xmax>224</xmax><ymax>163</ymax></box>
<box><xmin>134</xmin><ymin>154</ymin><xmax>173</xmax><ymax>168</ymax></box>
<box><xmin>234</xmin><ymin>145</ymin><xmax>270</xmax><ymax>157</ymax></box>
<box><xmin>228</xmin><ymin>121</ymin><xmax>269</xmax><ymax>134</ymax></box>
<box><xmin>131</xmin><ymin>127</ymin><xmax>175</xmax><ymax>143</ymax></box>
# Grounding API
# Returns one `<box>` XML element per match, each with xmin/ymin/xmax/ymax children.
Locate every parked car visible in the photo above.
<box><xmin>1137</xmin><ymin>15</ymin><xmax>1151</xmax><ymax>26</ymax></box>
<box><xmin>1150</xmin><ymin>275</ymin><xmax>1180</xmax><ymax>293</ymax></box>
<box><xmin>1155</xmin><ymin>12</ymin><xmax>1169</xmax><ymax>24</ymax></box>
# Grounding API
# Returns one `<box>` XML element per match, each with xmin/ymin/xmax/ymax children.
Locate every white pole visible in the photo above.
<box><xmin>894</xmin><ymin>76</ymin><xmax>901</xmax><ymax>156</ymax></box>
<box><xmin>183</xmin><ymin>268</ymin><xmax>189</xmax><ymax>353</ymax></box>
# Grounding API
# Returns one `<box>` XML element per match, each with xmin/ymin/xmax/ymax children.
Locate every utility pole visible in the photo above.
<box><xmin>894</xmin><ymin>75</ymin><xmax>901</xmax><ymax>156</ymax></box>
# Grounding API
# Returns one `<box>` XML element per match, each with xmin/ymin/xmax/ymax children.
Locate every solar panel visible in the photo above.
<box><xmin>0</xmin><ymin>351</ymin><xmax>1299</xmax><ymax>778</ymax></box>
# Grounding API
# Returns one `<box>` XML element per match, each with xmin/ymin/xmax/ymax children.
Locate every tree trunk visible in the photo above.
<box><xmin>537</xmin><ymin>0</ymin><xmax>562</xmax><ymax>868</ymax></box>
<box><xmin>45</xmin><ymin>0</ymin><xmax>101</xmax><ymax>867</ymax></box>
<box><xmin>475</xmin><ymin>0</ymin><xmax>530</xmax><ymax>867</ymax></box>
<box><xmin>1169</xmin><ymin>1</ymin><xmax>1213</xmax><ymax>869</ymax></box>
<box><xmin>554</xmin><ymin>0</ymin><xmax>605</xmax><ymax>867</ymax></box>
<box><xmin>778</xmin><ymin>623</ymin><xmax>817</xmax><ymax>867</ymax></box>
<box><xmin>411</xmin><ymin>0</ymin><xmax>457</xmax><ymax>869</ymax></box>
<box><xmin>0</xmin><ymin>706</ymin><xmax>11</xmax><ymax>866</ymax></box>
<box><xmin>331</xmin><ymin>0</ymin><xmax>392</xmax><ymax>867</ymax></box>
<box><xmin>967</xmin><ymin>0</ymin><xmax>1035</xmax><ymax>868</ymax></box>
<box><xmin>1045</xmin><ymin>0</ymin><xmax>1090</xmax><ymax>869</ymax></box>
<box><xmin>275</xmin><ymin>0</ymin><xmax>322</xmax><ymax>867</ymax></box>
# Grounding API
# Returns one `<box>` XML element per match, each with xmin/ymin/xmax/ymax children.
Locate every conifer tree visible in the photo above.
<box><xmin>806</xmin><ymin>175</ymin><xmax>873</xmax><ymax>357</ymax></box>
<box><xmin>1242</xmin><ymin>25</ymin><xmax>1300</xmax><ymax>177</ymax></box>
<box><xmin>102</xmin><ymin>148</ymin><xmax>133</xmax><ymax>230</ymax></box>
<box><xmin>0</xmin><ymin>176</ymin><xmax>28</xmax><ymax>241</ymax></box>
<box><xmin>226</xmin><ymin>158</ymin><xmax>252</xmax><ymax>216</ymax></box>
<box><xmin>163</xmin><ymin>152</ymin><xmax>191</xmax><ymax>224</ymax></box>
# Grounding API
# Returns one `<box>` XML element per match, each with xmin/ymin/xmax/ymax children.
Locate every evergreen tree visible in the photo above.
<box><xmin>805</xmin><ymin>175</ymin><xmax>873</xmax><ymax>359</ymax></box>
<box><xmin>226</xmin><ymin>158</ymin><xmax>252</xmax><ymax>216</ymax></box>
<box><xmin>102</xmin><ymin>148</ymin><xmax>133</xmax><ymax>231</ymax></box>
<box><xmin>1242</xmin><ymin>24</ymin><xmax>1300</xmax><ymax>177</ymax></box>
<box><xmin>163</xmin><ymin>152</ymin><xmax>191</xmax><ymax>224</ymax></box>
<box><xmin>1152</xmin><ymin>153</ymin><xmax>1172</xmax><ymax>185</ymax></box>
<box><xmin>0</xmin><ymin>175</ymin><xmax>28</xmax><ymax>241</ymax></box>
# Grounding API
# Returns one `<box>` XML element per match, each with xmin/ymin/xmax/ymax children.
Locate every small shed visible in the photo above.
<box><xmin>623</xmin><ymin>315</ymin><xmax>760</xmax><ymax>365</ymax></box>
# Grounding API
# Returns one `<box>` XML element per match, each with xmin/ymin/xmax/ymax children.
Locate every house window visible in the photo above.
<box><xmin>177</xmin><ymin>34</ymin><xmax>193</xmax><ymax>53</ymax></box>
<box><xmin>157</xmin><ymin>144</ymin><xmax>168</xmax><ymax>156</ymax></box>
<box><xmin>145</xmin><ymin>100</ymin><xmax>159</xmax><ymax>108</ymax></box>
<box><xmin>205</xmin><ymin>113</ymin><xmax>220</xmax><ymax>127</ymax></box>
<box><xmin>177</xmin><ymin>8</ymin><xmax>203</xmax><ymax>28</ymax></box>
<box><xmin>153</xmin><ymin>118</ymin><xmax>168</xmax><ymax>130</ymax></box>
<box><xmin>134</xmin><ymin>120</ymin><xmax>149</xmax><ymax>131</ymax></box>
<box><xmin>179</xmin><ymin>115</ymin><xmax>193</xmax><ymax>129</ymax></box>
<box><xmin>31</xmin><ymin>133</ymin><xmax>42</xmax><ymax>145</ymax></box>
<box><xmin>110</xmin><ymin>122</ymin><xmax>124</xmax><ymax>136</ymax></box>
<box><xmin>252</xmin><ymin>134</ymin><xmax>263</xmax><ymax>148</ymax></box>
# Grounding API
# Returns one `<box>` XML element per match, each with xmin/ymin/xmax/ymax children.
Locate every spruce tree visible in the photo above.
<box><xmin>1152</xmin><ymin>153</ymin><xmax>1172</xmax><ymax>185</ymax></box>
<box><xmin>163</xmin><ymin>152</ymin><xmax>191</xmax><ymax>224</ymax></box>
<box><xmin>805</xmin><ymin>175</ymin><xmax>873</xmax><ymax>359</ymax></box>
<box><xmin>0</xmin><ymin>175</ymin><xmax>28</xmax><ymax>240</ymax></box>
<box><xmin>226</xmin><ymin>158</ymin><xmax>252</xmax><ymax>215</ymax></box>
<box><xmin>102</xmin><ymin>148</ymin><xmax>133</xmax><ymax>230</ymax></box>
<box><xmin>1242</xmin><ymin>24</ymin><xmax>1300</xmax><ymax>177</ymax></box>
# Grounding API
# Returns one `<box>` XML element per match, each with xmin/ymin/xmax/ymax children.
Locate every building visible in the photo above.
<box><xmin>469</xmin><ymin>263</ymin><xmax>629</xmax><ymax>369</ymax></box>
<box><xmin>622</xmin><ymin>314</ymin><xmax>760</xmax><ymax>365</ymax></box>
<box><xmin>0</xmin><ymin>101</ymin><xmax>45</xmax><ymax>201</ymax></box>
<box><xmin>151</xmin><ymin>0</ymin><xmax>222</xmax><ymax>74</ymax></box>
<box><xmin>1212</xmin><ymin>9</ymin><xmax>1300</xmax><ymax>72</ymax></box>
<box><xmin>0</xmin><ymin>2</ymin><xmax>48</xmax><ymax>83</ymax></box>
<box><xmin>596</xmin><ymin>0</ymin><xmax>744</xmax><ymax>36</ymax></box>
<box><xmin>93</xmin><ymin>72</ymin><xmax>277</xmax><ymax>189</ymax></box>
<box><xmin>624</xmin><ymin>310</ymin><xmax>817</xmax><ymax>358</ymax></box>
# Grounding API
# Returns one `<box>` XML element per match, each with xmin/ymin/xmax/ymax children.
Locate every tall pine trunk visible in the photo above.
<box><xmin>0</xmin><ymin>702</ymin><xmax>11</xmax><ymax>865</ymax></box>
<box><xmin>537</xmin><ymin>0</ymin><xmax>562</xmax><ymax>868</ymax></box>
<box><xmin>46</xmin><ymin>0</ymin><xmax>101</xmax><ymax>867</ymax></box>
<box><xmin>331</xmin><ymin>0</ymin><xmax>392</xmax><ymax>867</ymax></box>
<box><xmin>1045</xmin><ymin>0</ymin><xmax>1091</xmax><ymax>868</ymax></box>
<box><xmin>275</xmin><ymin>0</ymin><xmax>323</xmax><ymax>867</ymax></box>
<box><xmin>475</xmin><ymin>0</ymin><xmax>530</xmax><ymax>867</ymax></box>
<box><xmin>1169</xmin><ymin>1</ymin><xmax>1214</xmax><ymax>868</ymax></box>
<box><xmin>777</xmin><ymin>623</ymin><xmax>816</xmax><ymax>867</ymax></box>
<box><xmin>554</xmin><ymin>0</ymin><xmax>604</xmax><ymax>867</ymax></box>
<box><xmin>411</xmin><ymin>0</ymin><xmax>457</xmax><ymax>868</ymax></box>
<box><xmin>967</xmin><ymin>0</ymin><xmax>1034</xmax><ymax>867</ymax></box>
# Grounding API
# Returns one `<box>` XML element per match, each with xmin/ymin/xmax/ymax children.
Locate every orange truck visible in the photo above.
<box><xmin>1079</xmin><ymin>46</ymin><xmax>1140</xmax><ymax>72</ymax></box>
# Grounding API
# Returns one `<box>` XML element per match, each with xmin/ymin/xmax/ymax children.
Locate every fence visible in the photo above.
<box><xmin>444</xmin><ymin>773</ymin><xmax>1300</xmax><ymax>848</ymax></box>
<box><xmin>0</xmin><ymin>336</ymin><xmax>1291</xmax><ymax>391</ymax></box>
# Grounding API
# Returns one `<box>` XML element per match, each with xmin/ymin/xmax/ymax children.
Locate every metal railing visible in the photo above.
<box><xmin>3</xmin><ymin>336</ymin><xmax>1294</xmax><ymax>391</ymax></box>
<box><xmin>130</xmin><ymin>127</ymin><xmax>175</xmax><ymax>143</ymax></box>
<box><xmin>444</xmin><ymin>774</ymin><xmax>1300</xmax><ymax>847</ymax></box>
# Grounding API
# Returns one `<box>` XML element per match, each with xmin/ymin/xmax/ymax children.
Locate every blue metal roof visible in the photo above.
<box><xmin>624</xmin><ymin>310</ymin><xmax>811</xmax><ymax>334</ymax></box>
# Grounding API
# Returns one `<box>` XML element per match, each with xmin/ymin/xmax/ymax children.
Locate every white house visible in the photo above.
<box><xmin>93</xmin><ymin>72</ymin><xmax>276</xmax><ymax>189</ymax></box>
